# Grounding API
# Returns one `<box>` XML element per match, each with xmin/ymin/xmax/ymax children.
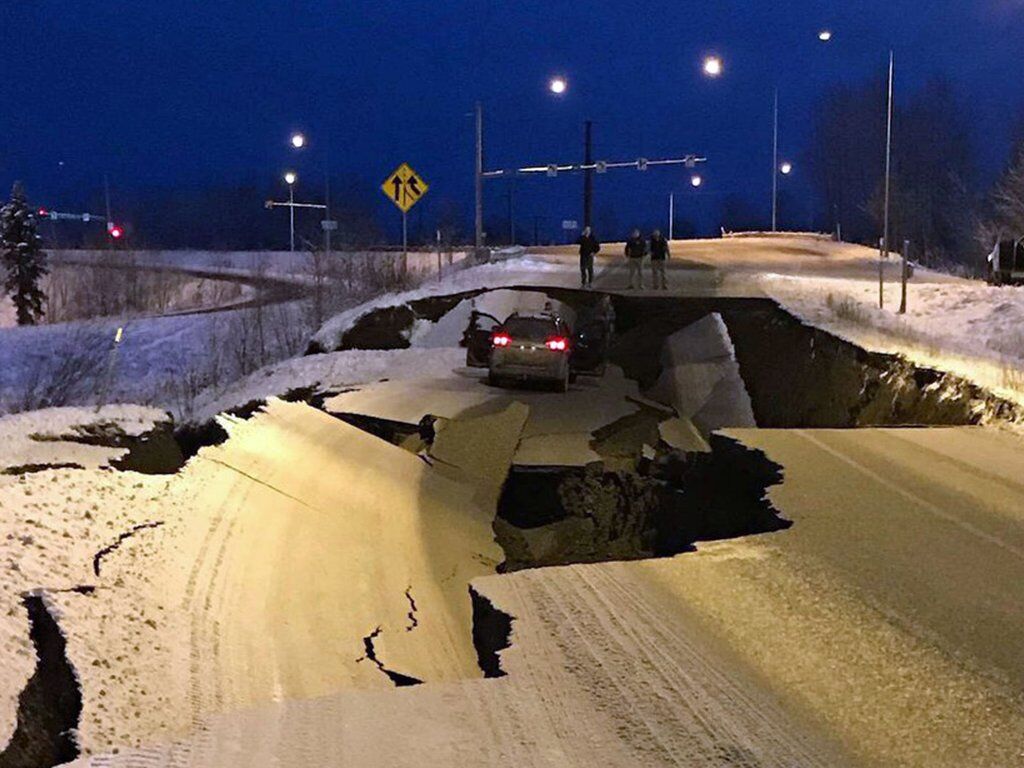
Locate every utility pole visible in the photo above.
<box><xmin>324</xmin><ymin>137</ymin><xmax>332</xmax><ymax>260</ymax></box>
<box><xmin>104</xmin><ymin>175</ymin><xmax>112</xmax><ymax>248</ymax></box>
<box><xmin>583</xmin><ymin>120</ymin><xmax>594</xmax><ymax>229</ymax></box>
<box><xmin>474</xmin><ymin>101</ymin><xmax>484</xmax><ymax>254</ymax></box>
<box><xmin>507</xmin><ymin>177</ymin><xmax>516</xmax><ymax>244</ymax></box>
<box><xmin>289</xmin><ymin>183</ymin><xmax>296</xmax><ymax>252</ymax></box>
<box><xmin>881</xmin><ymin>49</ymin><xmax>895</xmax><ymax>309</ymax></box>
<box><xmin>771</xmin><ymin>89</ymin><xmax>779</xmax><ymax>233</ymax></box>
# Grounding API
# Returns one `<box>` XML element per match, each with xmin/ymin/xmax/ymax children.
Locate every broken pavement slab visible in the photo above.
<box><xmin>27</xmin><ymin>398</ymin><xmax>506</xmax><ymax>754</ymax></box>
<box><xmin>429</xmin><ymin>401</ymin><xmax>530</xmax><ymax>509</ymax></box>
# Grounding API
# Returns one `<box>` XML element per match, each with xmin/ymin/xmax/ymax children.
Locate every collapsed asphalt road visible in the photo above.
<box><xmin>5</xmin><ymin>256</ymin><xmax>1024</xmax><ymax>767</ymax></box>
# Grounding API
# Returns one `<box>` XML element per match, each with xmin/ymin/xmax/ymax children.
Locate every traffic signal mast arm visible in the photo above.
<box><xmin>481</xmin><ymin>155</ymin><xmax>707</xmax><ymax>178</ymax></box>
<box><xmin>264</xmin><ymin>201</ymin><xmax>328</xmax><ymax>210</ymax></box>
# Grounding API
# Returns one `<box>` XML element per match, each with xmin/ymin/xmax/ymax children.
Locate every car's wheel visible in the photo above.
<box><xmin>488</xmin><ymin>372</ymin><xmax>503</xmax><ymax>388</ymax></box>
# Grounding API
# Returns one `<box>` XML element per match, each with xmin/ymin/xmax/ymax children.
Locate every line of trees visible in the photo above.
<box><xmin>808</xmin><ymin>75</ymin><xmax>1024</xmax><ymax>272</ymax></box>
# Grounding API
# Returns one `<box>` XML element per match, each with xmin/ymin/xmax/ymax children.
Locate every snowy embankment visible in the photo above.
<box><xmin>196</xmin><ymin>254</ymin><xmax>574</xmax><ymax>421</ymax></box>
<box><xmin>0</xmin><ymin>247</ymin><xmax>508</xmax><ymax>419</ymax></box>
<box><xmin>762</xmin><ymin>270</ymin><xmax>1024</xmax><ymax>404</ymax></box>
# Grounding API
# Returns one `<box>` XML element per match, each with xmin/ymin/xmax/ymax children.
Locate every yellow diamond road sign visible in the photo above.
<box><xmin>382</xmin><ymin>163</ymin><xmax>429</xmax><ymax>213</ymax></box>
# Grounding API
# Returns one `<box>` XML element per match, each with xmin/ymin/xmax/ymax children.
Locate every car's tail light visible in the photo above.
<box><xmin>545</xmin><ymin>337</ymin><xmax>569</xmax><ymax>351</ymax></box>
<box><xmin>492</xmin><ymin>333</ymin><xmax>512</xmax><ymax>347</ymax></box>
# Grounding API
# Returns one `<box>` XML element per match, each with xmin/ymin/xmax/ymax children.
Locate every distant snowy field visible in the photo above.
<box><xmin>0</xmin><ymin>248</ymin><xmax>549</xmax><ymax>420</ymax></box>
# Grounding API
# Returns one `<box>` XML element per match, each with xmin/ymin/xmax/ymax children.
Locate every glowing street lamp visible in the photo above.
<box><xmin>690</xmin><ymin>174</ymin><xmax>703</xmax><ymax>188</ymax></box>
<box><xmin>780</xmin><ymin>161</ymin><xmax>793</xmax><ymax>175</ymax></box>
<box><xmin>549</xmin><ymin>76</ymin><xmax>568</xmax><ymax>95</ymax></box>
<box><xmin>818</xmin><ymin>30</ymin><xmax>833</xmax><ymax>42</ymax></box>
<box><xmin>290</xmin><ymin>133</ymin><xmax>306</xmax><ymax>149</ymax></box>
<box><xmin>702</xmin><ymin>56</ymin><xmax>723</xmax><ymax>77</ymax></box>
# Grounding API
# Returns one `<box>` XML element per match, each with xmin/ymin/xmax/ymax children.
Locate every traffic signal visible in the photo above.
<box><xmin>109</xmin><ymin>225</ymin><xmax>123</xmax><ymax>240</ymax></box>
<box><xmin>37</xmin><ymin>208</ymin><xmax>49</xmax><ymax>219</ymax></box>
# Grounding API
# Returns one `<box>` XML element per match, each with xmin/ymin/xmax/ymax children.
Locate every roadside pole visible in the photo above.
<box><xmin>382</xmin><ymin>163</ymin><xmax>428</xmax><ymax>284</ymax></box>
<box><xmin>879</xmin><ymin>237</ymin><xmax>885</xmax><ymax>309</ymax></box>
<box><xmin>475</xmin><ymin>102</ymin><xmax>484</xmax><ymax>255</ymax></box>
<box><xmin>899</xmin><ymin>239</ymin><xmax>910</xmax><ymax>314</ymax></box>
<box><xmin>881</xmin><ymin>50</ymin><xmax>895</xmax><ymax>308</ymax></box>
<box><xmin>771</xmin><ymin>89</ymin><xmax>779</xmax><ymax>233</ymax></box>
<box><xmin>289</xmin><ymin>183</ymin><xmax>296</xmax><ymax>252</ymax></box>
<box><xmin>669</xmin><ymin>193</ymin><xmax>675</xmax><ymax>240</ymax></box>
<box><xmin>436</xmin><ymin>228</ymin><xmax>443</xmax><ymax>282</ymax></box>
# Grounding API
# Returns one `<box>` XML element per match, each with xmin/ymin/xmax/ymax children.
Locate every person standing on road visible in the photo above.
<box><xmin>577</xmin><ymin>226</ymin><xmax>601</xmax><ymax>288</ymax></box>
<box><xmin>624</xmin><ymin>229</ymin><xmax>647</xmax><ymax>289</ymax></box>
<box><xmin>649</xmin><ymin>229</ymin><xmax>670</xmax><ymax>290</ymax></box>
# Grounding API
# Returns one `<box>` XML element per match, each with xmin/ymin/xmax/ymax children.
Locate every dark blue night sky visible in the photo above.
<box><xmin>2</xmin><ymin>1</ymin><xmax>1022</xmax><ymax>243</ymax></box>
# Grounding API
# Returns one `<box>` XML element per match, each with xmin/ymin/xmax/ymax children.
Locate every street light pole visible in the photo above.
<box><xmin>289</xmin><ymin>183</ymin><xmax>295</xmax><ymax>252</ymax></box>
<box><xmin>668</xmin><ymin>193</ymin><xmax>674</xmax><ymax>240</ymax></box>
<box><xmin>881</xmin><ymin>49</ymin><xmax>895</xmax><ymax>308</ymax></box>
<box><xmin>772</xmin><ymin>88</ymin><xmax>779</xmax><ymax>232</ymax></box>
<box><xmin>475</xmin><ymin>101</ymin><xmax>484</xmax><ymax>254</ymax></box>
<box><xmin>583</xmin><ymin>120</ymin><xmax>594</xmax><ymax>229</ymax></box>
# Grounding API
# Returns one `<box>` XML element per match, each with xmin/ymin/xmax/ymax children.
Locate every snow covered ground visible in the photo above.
<box><xmin>0</xmin><ymin>296</ymin><xmax>13</xmax><ymax>328</ymax></box>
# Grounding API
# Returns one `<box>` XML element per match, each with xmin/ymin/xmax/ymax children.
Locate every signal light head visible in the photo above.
<box><xmin>109</xmin><ymin>226</ymin><xmax>123</xmax><ymax>239</ymax></box>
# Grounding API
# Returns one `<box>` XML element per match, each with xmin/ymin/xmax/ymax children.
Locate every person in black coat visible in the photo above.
<box><xmin>577</xmin><ymin>226</ymin><xmax>601</xmax><ymax>287</ymax></box>
<box><xmin>649</xmin><ymin>229</ymin><xmax>670</xmax><ymax>289</ymax></box>
<box><xmin>624</xmin><ymin>229</ymin><xmax>647</xmax><ymax>289</ymax></box>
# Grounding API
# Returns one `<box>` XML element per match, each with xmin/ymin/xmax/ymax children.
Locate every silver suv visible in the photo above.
<box><xmin>488</xmin><ymin>313</ymin><xmax>573</xmax><ymax>392</ymax></box>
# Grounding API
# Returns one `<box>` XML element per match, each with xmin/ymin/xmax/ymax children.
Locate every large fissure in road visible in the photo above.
<box><xmin>0</xmin><ymin>595</ymin><xmax>82</xmax><ymax>768</ymax></box>
<box><xmin>495</xmin><ymin>435</ymin><xmax>787</xmax><ymax>571</ymax></box>
<box><xmin>609</xmin><ymin>295</ymin><xmax>1021</xmax><ymax>428</ymax></box>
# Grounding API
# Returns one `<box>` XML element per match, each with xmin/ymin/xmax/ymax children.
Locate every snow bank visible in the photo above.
<box><xmin>0</xmin><ymin>405</ymin><xmax>168</xmax><ymax>476</ymax></box>
<box><xmin>311</xmin><ymin>256</ymin><xmax>575</xmax><ymax>352</ymax></box>
<box><xmin>761</xmin><ymin>272</ymin><xmax>1024</xmax><ymax>405</ymax></box>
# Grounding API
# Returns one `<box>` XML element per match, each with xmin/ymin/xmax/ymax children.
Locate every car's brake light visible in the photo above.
<box><xmin>546</xmin><ymin>337</ymin><xmax>569</xmax><ymax>351</ymax></box>
<box><xmin>492</xmin><ymin>333</ymin><xmax>512</xmax><ymax>347</ymax></box>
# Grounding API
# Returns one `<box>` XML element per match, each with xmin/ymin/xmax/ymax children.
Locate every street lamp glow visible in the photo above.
<box><xmin>702</xmin><ymin>56</ymin><xmax>723</xmax><ymax>77</ymax></box>
<box><xmin>780</xmin><ymin>162</ymin><xmax>793</xmax><ymax>175</ymax></box>
<box><xmin>549</xmin><ymin>76</ymin><xmax>568</xmax><ymax>95</ymax></box>
<box><xmin>818</xmin><ymin>30</ymin><xmax>833</xmax><ymax>42</ymax></box>
<box><xmin>290</xmin><ymin>133</ymin><xmax>306</xmax><ymax>149</ymax></box>
<box><xmin>284</xmin><ymin>171</ymin><xmax>297</xmax><ymax>185</ymax></box>
<box><xmin>690</xmin><ymin>174</ymin><xmax>703</xmax><ymax>188</ymax></box>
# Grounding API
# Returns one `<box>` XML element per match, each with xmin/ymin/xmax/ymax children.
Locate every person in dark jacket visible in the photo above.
<box><xmin>624</xmin><ymin>229</ymin><xmax>646</xmax><ymax>289</ymax></box>
<box><xmin>577</xmin><ymin>227</ymin><xmax>600</xmax><ymax>287</ymax></box>
<box><xmin>649</xmin><ymin>229</ymin><xmax>670</xmax><ymax>289</ymax></box>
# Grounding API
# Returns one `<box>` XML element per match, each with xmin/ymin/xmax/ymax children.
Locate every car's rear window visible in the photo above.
<box><xmin>504</xmin><ymin>317</ymin><xmax>558</xmax><ymax>341</ymax></box>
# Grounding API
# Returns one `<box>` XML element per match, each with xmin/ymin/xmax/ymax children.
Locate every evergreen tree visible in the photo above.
<box><xmin>0</xmin><ymin>182</ymin><xmax>48</xmax><ymax>325</ymax></box>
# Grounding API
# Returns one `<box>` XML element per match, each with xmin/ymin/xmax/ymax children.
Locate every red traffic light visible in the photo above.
<box><xmin>38</xmin><ymin>208</ymin><xmax>49</xmax><ymax>218</ymax></box>
<box><xmin>109</xmin><ymin>226</ymin><xmax>123</xmax><ymax>239</ymax></box>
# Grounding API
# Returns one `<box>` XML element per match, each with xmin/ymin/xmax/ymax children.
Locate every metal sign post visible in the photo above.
<box><xmin>382</xmin><ymin>163</ymin><xmax>430</xmax><ymax>282</ymax></box>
